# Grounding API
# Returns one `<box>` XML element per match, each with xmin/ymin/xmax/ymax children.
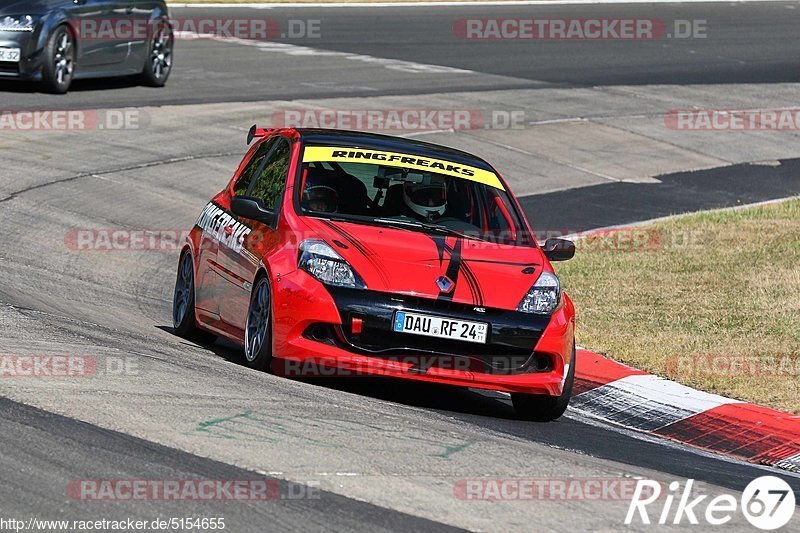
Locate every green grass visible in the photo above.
<box><xmin>558</xmin><ymin>199</ymin><xmax>800</xmax><ymax>414</ymax></box>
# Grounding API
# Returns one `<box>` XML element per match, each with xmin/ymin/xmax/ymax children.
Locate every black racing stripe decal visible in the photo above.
<box><xmin>460</xmin><ymin>262</ymin><xmax>484</xmax><ymax>307</ymax></box>
<box><xmin>332</xmin><ymin>225</ymin><xmax>392</xmax><ymax>285</ymax></box>
<box><xmin>444</xmin><ymin>243</ymin><xmax>476</xmax><ymax>304</ymax></box>
<box><xmin>461</xmin><ymin>266</ymin><xmax>479</xmax><ymax>305</ymax></box>
<box><xmin>320</xmin><ymin>220</ymin><xmax>369</xmax><ymax>256</ymax></box>
<box><xmin>320</xmin><ymin>220</ymin><xmax>391</xmax><ymax>286</ymax></box>
<box><xmin>444</xmin><ymin>242</ymin><xmax>483</xmax><ymax>306</ymax></box>
<box><xmin>431</xmin><ymin>235</ymin><xmax>447</xmax><ymax>266</ymax></box>
<box><xmin>438</xmin><ymin>239</ymin><xmax>463</xmax><ymax>302</ymax></box>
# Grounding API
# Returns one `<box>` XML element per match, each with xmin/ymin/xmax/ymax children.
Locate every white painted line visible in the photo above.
<box><xmin>775</xmin><ymin>453</ymin><xmax>800</xmax><ymax>472</ymax></box>
<box><xmin>170</xmin><ymin>0</ymin><xmax>790</xmax><ymax>8</ymax></box>
<box><xmin>174</xmin><ymin>31</ymin><xmax>477</xmax><ymax>74</ymax></box>
<box><xmin>571</xmin><ymin>373</ymin><xmax>740</xmax><ymax>432</ymax></box>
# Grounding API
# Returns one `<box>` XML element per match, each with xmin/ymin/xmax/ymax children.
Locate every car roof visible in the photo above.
<box><xmin>295</xmin><ymin>128</ymin><xmax>495</xmax><ymax>172</ymax></box>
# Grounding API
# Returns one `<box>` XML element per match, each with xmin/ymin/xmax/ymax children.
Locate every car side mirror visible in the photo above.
<box><xmin>542</xmin><ymin>238</ymin><xmax>575</xmax><ymax>262</ymax></box>
<box><xmin>231</xmin><ymin>196</ymin><xmax>275</xmax><ymax>225</ymax></box>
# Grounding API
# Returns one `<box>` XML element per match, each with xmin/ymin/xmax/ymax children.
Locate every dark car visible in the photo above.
<box><xmin>0</xmin><ymin>0</ymin><xmax>173</xmax><ymax>94</ymax></box>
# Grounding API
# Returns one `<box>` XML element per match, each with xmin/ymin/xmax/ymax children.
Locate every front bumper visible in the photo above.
<box><xmin>0</xmin><ymin>30</ymin><xmax>44</xmax><ymax>80</ymax></box>
<box><xmin>271</xmin><ymin>269</ymin><xmax>575</xmax><ymax>396</ymax></box>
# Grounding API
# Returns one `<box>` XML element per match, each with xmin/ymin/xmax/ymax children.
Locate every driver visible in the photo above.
<box><xmin>402</xmin><ymin>178</ymin><xmax>447</xmax><ymax>221</ymax></box>
<box><xmin>302</xmin><ymin>185</ymin><xmax>340</xmax><ymax>213</ymax></box>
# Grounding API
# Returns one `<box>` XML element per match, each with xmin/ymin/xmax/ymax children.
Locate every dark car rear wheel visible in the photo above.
<box><xmin>139</xmin><ymin>19</ymin><xmax>173</xmax><ymax>87</ymax></box>
<box><xmin>173</xmin><ymin>251</ymin><xmax>216</xmax><ymax>343</ymax></box>
<box><xmin>41</xmin><ymin>25</ymin><xmax>75</xmax><ymax>94</ymax></box>
<box><xmin>244</xmin><ymin>275</ymin><xmax>274</xmax><ymax>371</ymax></box>
<box><xmin>511</xmin><ymin>345</ymin><xmax>576</xmax><ymax>422</ymax></box>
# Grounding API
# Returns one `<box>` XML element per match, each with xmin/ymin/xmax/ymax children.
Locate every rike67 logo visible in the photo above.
<box><xmin>626</xmin><ymin>476</ymin><xmax>795</xmax><ymax>530</ymax></box>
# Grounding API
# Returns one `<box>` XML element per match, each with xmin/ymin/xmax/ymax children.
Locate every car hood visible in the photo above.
<box><xmin>0</xmin><ymin>0</ymin><xmax>67</xmax><ymax>16</ymax></box>
<box><xmin>301</xmin><ymin>217</ymin><xmax>545</xmax><ymax>310</ymax></box>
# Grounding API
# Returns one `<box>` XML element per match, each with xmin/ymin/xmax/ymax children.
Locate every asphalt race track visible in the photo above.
<box><xmin>0</xmin><ymin>2</ymin><xmax>799</xmax><ymax>531</ymax></box>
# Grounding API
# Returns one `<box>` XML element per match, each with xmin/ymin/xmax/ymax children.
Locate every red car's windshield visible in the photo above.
<box><xmin>296</xmin><ymin>148</ymin><xmax>531</xmax><ymax>246</ymax></box>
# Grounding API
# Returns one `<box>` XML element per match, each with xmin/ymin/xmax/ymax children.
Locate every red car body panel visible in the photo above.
<box><xmin>182</xmin><ymin>128</ymin><xmax>576</xmax><ymax>397</ymax></box>
<box><xmin>296</xmin><ymin>217</ymin><xmax>546</xmax><ymax>309</ymax></box>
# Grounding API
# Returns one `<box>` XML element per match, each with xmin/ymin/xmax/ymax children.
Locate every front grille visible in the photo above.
<box><xmin>346</xmin><ymin>323</ymin><xmax>534</xmax><ymax>357</ymax></box>
<box><xmin>0</xmin><ymin>61</ymin><xmax>20</xmax><ymax>74</ymax></box>
<box><xmin>321</xmin><ymin>287</ymin><xmax>552</xmax><ymax>374</ymax></box>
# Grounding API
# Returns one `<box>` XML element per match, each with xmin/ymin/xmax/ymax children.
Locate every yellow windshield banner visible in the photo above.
<box><xmin>302</xmin><ymin>146</ymin><xmax>504</xmax><ymax>190</ymax></box>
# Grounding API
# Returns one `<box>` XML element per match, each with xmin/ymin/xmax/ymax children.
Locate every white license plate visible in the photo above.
<box><xmin>393</xmin><ymin>311</ymin><xmax>488</xmax><ymax>344</ymax></box>
<box><xmin>0</xmin><ymin>48</ymin><xmax>21</xmax><ymax>63</ymax></box>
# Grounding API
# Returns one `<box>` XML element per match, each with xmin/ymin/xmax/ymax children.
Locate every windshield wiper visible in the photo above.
<box><xmin>314</xmin><ymin>214</ymin><xmax>489</xmax><ymax>242</ymax></box>
<box><xmin>372</xmin><ymin>218</ymin><xmax>488</xmax><ymax>242</ymax></box>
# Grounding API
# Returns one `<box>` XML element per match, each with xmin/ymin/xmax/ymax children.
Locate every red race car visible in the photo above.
<box><xmin>173</xmin><ymin>127</ymin><xmax>577</xmax><ymax>421</ymax></box>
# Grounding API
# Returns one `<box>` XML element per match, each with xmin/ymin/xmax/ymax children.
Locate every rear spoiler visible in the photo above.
<box><xmin>246</xmin><ymin>125</ymin><xmax>276</xmax><ymax>145</ymax></box>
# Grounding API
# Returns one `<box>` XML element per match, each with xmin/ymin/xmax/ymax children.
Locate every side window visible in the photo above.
<box><xmin>233</xmin><ymin>138</ymin><xmax>277</xmax><ymax>197</ymax></box>
<box><xmin>249</xmin><ymin>140</ymin><xmax>291</xmax><ymax>211</ymax></box>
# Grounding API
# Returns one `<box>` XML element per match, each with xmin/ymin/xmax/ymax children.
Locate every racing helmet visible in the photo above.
<box><xmin>402</xmin><ymin>179</ymin><xmax>447</xmax><ymax>219</ymax></box>
<box><xmin>302</xmin><ymin>184</ymin><xmax>340</xmax><ymax>213</ymax></box>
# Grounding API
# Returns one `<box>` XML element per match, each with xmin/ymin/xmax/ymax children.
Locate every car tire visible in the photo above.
<box><xmin>243</xmin><ymin>275</ymin><xmax>274</xmax><ymax>372</ymax></box>
<box><xmin>511</xmin><ymin>345</ymin><xmax>576</xmax><ymax>422</ymax></box>
<box><xmin>41</xmin><ymin>25</ymin><xmax>75</xmax><ymax>94</ymax></box>
<box><xmin>139</xmin><ymin>19</ymin><xmax>173</xmax><ymax>87</ymax></box>
<box><xmin>173</xmin><ymin>251</ymin><xmax>217</xmax><ymax>344</ymax></box>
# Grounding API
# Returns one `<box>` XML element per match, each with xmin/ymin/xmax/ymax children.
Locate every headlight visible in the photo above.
<box><xmin>0</xmin><ymin>16</ymin><xmax>37</xmax><ymax>32</ymax></box>
<box><xmin>517</xmin><ymin>271</ymin><xmax>561</xmax><ymax>315</ymax></box>
<box><xmin>298</xmin><ymin>240</ymin><xmax>366</xmax><ymax>289</ymax></box>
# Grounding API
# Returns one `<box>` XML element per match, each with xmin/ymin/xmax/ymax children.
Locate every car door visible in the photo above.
<box><xmin>194</xmin><ymin>139</ymin><xmax>276</xmax><ymax>317</ymax></box>
<box><xmin>219</xmin><ymin>137</ymin><xmax>292</xmax><ymax>333</ymax></box>
<box><xmin>71</xmin><ymin>0</ymin><xmax>131</xmax><ymax>67</ymax></box>
<box><xmin>192</xmin><ymin>200</ymin><xmax>221</xmax><ymax>316</ymax></box>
